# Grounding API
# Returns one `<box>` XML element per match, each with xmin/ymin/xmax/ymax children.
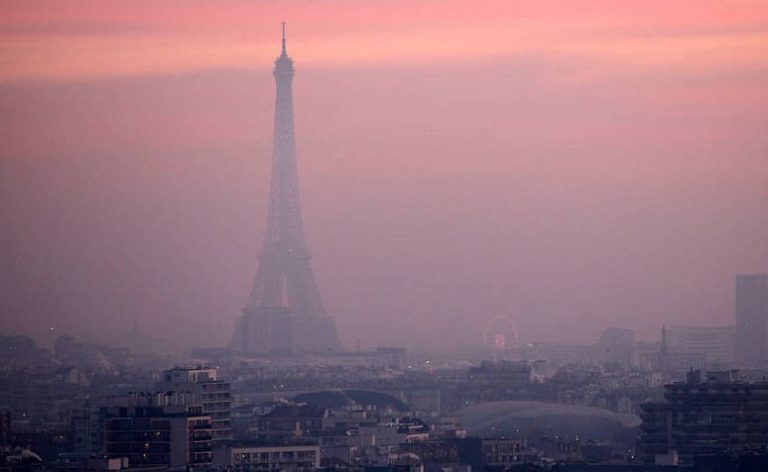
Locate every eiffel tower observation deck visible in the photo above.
<box><xmin>233</xmin><ymin>24</ymin><xmax>342</xmax><ymax>354</ymax></box>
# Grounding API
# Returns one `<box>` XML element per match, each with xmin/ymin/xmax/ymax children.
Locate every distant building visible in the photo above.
<box><xmin>481</xmin><ymin>438</ymin><xmax>536</xmax><ymax>467</ymax></box>
<box><xmin>214</xmin><ymin>443</ymin><xmax>320</xmax><ymax>471</ymax></box>
<box><xmin>403</xmin><ymin>388</ymin><xmax>441</xmax><ymax>417</ymax></box>
<box><xmin>597</xmin><ymin>328</ymin><xmax>636</xmax><ymax>367</ymax></box>
<box><xmin>317</xmin><ymin>347</ymin><xmax>407</xmax><ymax>370</ymax></box>
<box><xmin>639</xmin><ymin>370</ymin><xmax>768</xmax><ymax>465</ymax></box>
<box><xmin>54</xmin><ymin>335</ymin><xmax>128</xmax><ymax>370</ymax></box>
<box><xmin>1</xmin><ymin>366</ymin><xmax>87</xmax><ymax>430</ymax></box>
<box><xmin>468</xmin><ymin>360</ymin><xmax>531</xmax><ymax>384</ymax></box>
<box><xmin>0</xmin><ymin>335</ymin><xmax>51</xmax><ymax>369</ymax></box>
<box><xmin>517</xmin><ymin>342</ymin><xmax>597</xmax><ymax>370</ymax></box>
<box><xmin>735</xmin><ymin>273</ymin><xmax>768</xmax><ymax>368</ymax></box>
<box><xmin>156</xmin><ymin>367</ymin><xmax>231</xmax><ymax>445</ymax></box>
<box><xmin>256</xmin><ymin>404</ymin><xmax>328</xmax><ymax>440</ymax></box>
<box><xmin>71</xmin><ymin>400</ymin><xmax>104</xmax><ymax>455</ymax></box>
<box><xmin>666</xmin><ymin>325</ymin><xmax>734</xmax><ymax>369</ymax></box>
<box><xmin>666</xmin><ymin>352</ymin><xmax>707</xmax><ymax>375</ymax></box>
<box><xmin>446</xmin><ymin>361</ymin><xmax>533</xmax><ymax>407</ymax></box>
<box><xmin>392</xmin><ymin>437</ymin><xmax>489</xmax><ymax>471</ymax></box>
<box><xmin>655</xmin><ymin>326</ymin><xmax>710</xmax><ymax>376</ymax></box>
<box><xmin>635</xmin><ymin>341</ymin><xmax>661</xmax><ymax>371</ymax></box>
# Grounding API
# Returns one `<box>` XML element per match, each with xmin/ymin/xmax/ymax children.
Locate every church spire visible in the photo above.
<box><xmin>659</xmin><ymin>325</ymin><xmax>669</xmax><ymax>373</ymax></box>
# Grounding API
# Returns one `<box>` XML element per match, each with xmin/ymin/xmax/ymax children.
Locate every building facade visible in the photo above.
<box><xmin>215</xmin><ymin>444</ymin><xmax>320</xmax><ymax>471</ymax></box>
<box><xmin>157</xmin><ymin>367</ymin><xmax>231</xmax><ymax>445</ymax></box>
<box><xmin>103</xmin><ymin>404</ymin><xmax>213</xmax><ymax>469</ymax></box>
<box><xmin>639</xmin><ymin>370</ymin><xmax>768</xmax><ymax>465</ymax></box>
<box><xmin>735</xmin><ymin>273</ymin><xmax>768</xmax><ymax>368</ymax></box>
<box><xmin>666</xmin><ymin>325</ymin><xmax>734</xmax><ymax>369</ymax></box>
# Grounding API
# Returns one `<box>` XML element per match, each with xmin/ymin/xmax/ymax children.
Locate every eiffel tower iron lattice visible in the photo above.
<box><xmin>233</xmin><ymin>24</ymin><xmax>342</xmax><ymax>354</ymax></box>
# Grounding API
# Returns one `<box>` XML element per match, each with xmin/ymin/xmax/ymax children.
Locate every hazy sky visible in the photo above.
<box><xmin>1</xmin><ymin>0</ymin><xmax>767</xmax><ymax>352</ymax></box>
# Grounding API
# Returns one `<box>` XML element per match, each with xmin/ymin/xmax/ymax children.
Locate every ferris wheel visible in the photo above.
<box><xmin>483</xmin><ymin>316</ymin><xmax>520</xmax><ymax>352</ymax></box>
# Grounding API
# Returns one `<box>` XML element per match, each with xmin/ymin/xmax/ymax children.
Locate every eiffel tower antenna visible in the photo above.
<box><xmin>281</xmin><ymin>21</ymin><xmax>286</xmax><ymax>54</ymax></box>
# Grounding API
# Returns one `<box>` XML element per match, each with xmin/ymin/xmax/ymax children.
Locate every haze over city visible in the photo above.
<box><xmin>1</xmin><ymin>0</ymin><xmax>767</xmax><ymax>354</ymax></box>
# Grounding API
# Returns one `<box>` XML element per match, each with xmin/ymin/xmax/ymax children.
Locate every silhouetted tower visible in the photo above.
<box><xmin>658</xmin><ymin>325</ymin><xmax>669</xmax><ymax>373</ymax></box>
<box><xmin>233</xmin><ymin>24</ymin><xmax>342</xmax><ymax>353</ymax></box>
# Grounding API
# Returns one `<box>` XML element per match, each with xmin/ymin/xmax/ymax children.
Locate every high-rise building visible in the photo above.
<box><xmin>735</xmin><ymin>273</ymin><xmax>768</xmax><ymax>368</ymax></box>
<box><xmin>665</xmin><ymin>325</ymin><xmax>734</xmax><ymax>369</ymax></box>
<box><xmin>233</xmin><ymin>24</ymin><xmax>342</xmax><ymax>354</ymax></box>
<box><xmin>156</xmin><ymin>367</ymin><xmax>231</xmax><ymax>446</ymax></box>
<box><xmin>72</xmin><ymin>369</ymin><xmax>230</xmax><ymax>458</ymax></box>
<box><xmin>71</xmin><ymin>400</ymin><xmax>105</xmax><ymax>455</ymax></box>
<box><xmin>103</xmin><ymin>403</ymin><xmax>213</xmax><ymax>469</ymax></box>
<box><xmin>639</xmin><ymin>370</ymin><xmax>768</xmax><ymax>465</ymax></box>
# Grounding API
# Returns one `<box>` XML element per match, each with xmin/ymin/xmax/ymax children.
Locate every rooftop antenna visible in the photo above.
<box><xmin>282</xmin><ymin>21</ymin><xmax>287</xmax><ymax>54</ymax></box>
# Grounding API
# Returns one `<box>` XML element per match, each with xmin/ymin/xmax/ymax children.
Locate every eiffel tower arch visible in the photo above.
<box><xmin>232</xmin><ymin>24</ymin><xmax>342</xmax><ymax>354</ymax></box>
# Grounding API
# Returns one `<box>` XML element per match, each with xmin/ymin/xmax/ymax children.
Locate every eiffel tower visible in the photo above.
<box><xmin>233</xmin><ymin>24</ymin><xmax>342</xmax><ymax>354</ymax></box>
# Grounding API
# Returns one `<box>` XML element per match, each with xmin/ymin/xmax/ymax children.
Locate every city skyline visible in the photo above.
<box><xmin>1</xmin><ymin>1</ymin><xmax>767</xmax><ymax>352</ymax></box>
<box><xmin>3</xmin><ymin>4</ymin><xmax>768</xmax><ymax>468</ymax></box>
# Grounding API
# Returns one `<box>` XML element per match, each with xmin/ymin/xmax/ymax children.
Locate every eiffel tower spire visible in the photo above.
<box><xmin>233</xmin><ymin>25</ymin><xmax>342</xmax><ymax>354</ymax></box>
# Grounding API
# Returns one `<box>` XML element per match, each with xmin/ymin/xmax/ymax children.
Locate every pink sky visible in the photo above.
<box><xmin>2</xmin><ymin>0</ymin><xmax>767</xmax><ymax>81</ymax></box>
<box><xmin>1</xmin><ymin>1</ymin><xmax>767</xmax><ymax>351</ymax></box>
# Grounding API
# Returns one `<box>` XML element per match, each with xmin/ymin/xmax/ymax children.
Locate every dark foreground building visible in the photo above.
<box><xmin>104</xmin><ymin>404</ymin><xmax>213</xmax><ymax>469</ymax></box>
<box><xmin>156</xmin><ymin>367</ymin><xmax>231</xmax><ymax>446</ymax></box>
<box><xmin>639</xmin><ymin>370</ymin><xmax>768</xmax><ymax>466</ymax></box>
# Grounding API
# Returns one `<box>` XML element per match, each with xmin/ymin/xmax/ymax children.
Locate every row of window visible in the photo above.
<box><xmin>235</xmin><ymin>450</ymin><xmax>316</xmax><ymax>463</ymax></box>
